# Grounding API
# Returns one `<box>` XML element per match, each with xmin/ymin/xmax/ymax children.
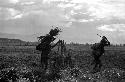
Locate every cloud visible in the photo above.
<box><xmin>20</xmin><ymin>1</ymin><xmax>35</xmax><ymax>5</ymax></box>
<box><xmin>1</xmin><ymin>0</ymin><xmax>125</xmax><ymax>21</ymax></box>
<box><xmin>8</xmin><ymin>8</ymin><xmax>20</xmax><ymax>16</ymax></box>
<box><xmin>79</xmin><ymin>19</ymin><xmax>94</xmax><ymax>22</ymax></box>
<box><xmin>12</xmin><ymin>14</ymin><xmax>23</xmax><ymax>19</ymax></box>
<box><xmin>43</xmin><ymin>0</ymin><xmax>68</xmax><ymax>4</ymax></box>
<box><xmin>97</xmin><ymin>25</ymin><xmax>116</xmax><ymax>31</ymax></box>
<box><xmin>65</xmin><ymin>22</ymin><xmax>72</xmax><ymax>27</ymax></box>
<box><xmin>1</xmin><ymin>0</ymin><xmax>125</xmax><ymax>44</ymax></box>
<box><xmin>1</xmin><ymin>8</ymin><xmax>23</xmax><ymax>20</ymax></box>
<box><xmin>87</xmin><ymin>0</ymin><xmax>125</xmax><ymax>20</ymax></box>
<box><xmin>9</xmin><ymin>0</ymin><xmax>19</xmax><ymax>4</ymax></box>
<box><xmin>57</xmin><ymin>0</ymin><xmax>125</xmax><ymax>21</ymax></box>
<box><xmin>97</xmin><ymin>24</ymin><xmax>125</xmax><ymax>32</ymax></box>
<box><xmin>57</xmin><ymin>3</ymin><xmax>76</xmax><ymax>9</ymax></box>
<box><xmin>0</xmin><ymin>8</ymin><xmax>19</xmax><ymax>20</ymax></box>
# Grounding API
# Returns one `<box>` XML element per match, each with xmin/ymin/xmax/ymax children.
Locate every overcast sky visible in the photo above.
<box><xmin>0</xmin><ymin>0</ymin><xmax>125</xmax><ymax>44</ymax></box>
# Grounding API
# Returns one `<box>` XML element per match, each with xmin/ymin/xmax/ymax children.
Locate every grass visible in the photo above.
<box><xmin>0</xmin><ymin>46</ymin><xmax>125</xmax><ymax>82</ymax></box>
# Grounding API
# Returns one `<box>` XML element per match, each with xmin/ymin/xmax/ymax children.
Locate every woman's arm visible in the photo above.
<box><xmin>51</xmin><ymin>40</ymin><xmax>61</xmax><ymax>48</ymax></box>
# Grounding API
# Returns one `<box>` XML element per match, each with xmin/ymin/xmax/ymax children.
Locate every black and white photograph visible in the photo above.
<box><xmin>0</xmin><ymin>0</ymin><xmax>125</xmax><ymax>82</ymax></box>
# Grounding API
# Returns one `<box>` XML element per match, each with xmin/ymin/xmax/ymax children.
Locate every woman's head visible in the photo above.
<box><xmin>49</xmin><ymin>27</ymin><xmax>61</xmax><ymax>36</ymax></box>
<box><xmin>101</xmin><ymin>36</ymin><xmax>110</xmax><ymax>46</ymax></box>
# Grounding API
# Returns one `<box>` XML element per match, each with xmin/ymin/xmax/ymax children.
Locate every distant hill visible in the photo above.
<box><xmin>0</xmin><ymin>38</ymin><xmax>25</xmax><ymax>42</ymax></box>
<box><xmin>0</xmin><ymin>38</ymin><xmax>25</xmax><ymax>46</ymax></box>
<box><xmin>0</xmin><ymin>38</ymin><xmax>37</xmax><ymax>46</ymax></box>
<box><xmin>0</xmin><ymin>32</ymin><xmax>38</xmax><ymax>42</ymax></box>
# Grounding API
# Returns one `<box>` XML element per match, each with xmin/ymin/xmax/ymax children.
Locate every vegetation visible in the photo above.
<box><xmin>0</xmin><ymin>38</ymin><xmax>125</xmax><ymax>82</ymax></box>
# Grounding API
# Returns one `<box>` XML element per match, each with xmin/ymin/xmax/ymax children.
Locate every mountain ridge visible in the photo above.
<box><xmin>0</xmin><ymin>32</ymin><xmax>38</xmax><ymax>42</ymax></box>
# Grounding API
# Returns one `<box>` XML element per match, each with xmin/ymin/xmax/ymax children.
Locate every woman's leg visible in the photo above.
<box><xmin>41</xmin><ymin>50</ymin><xmax>50</xmax><ymax>70</ymax></box>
